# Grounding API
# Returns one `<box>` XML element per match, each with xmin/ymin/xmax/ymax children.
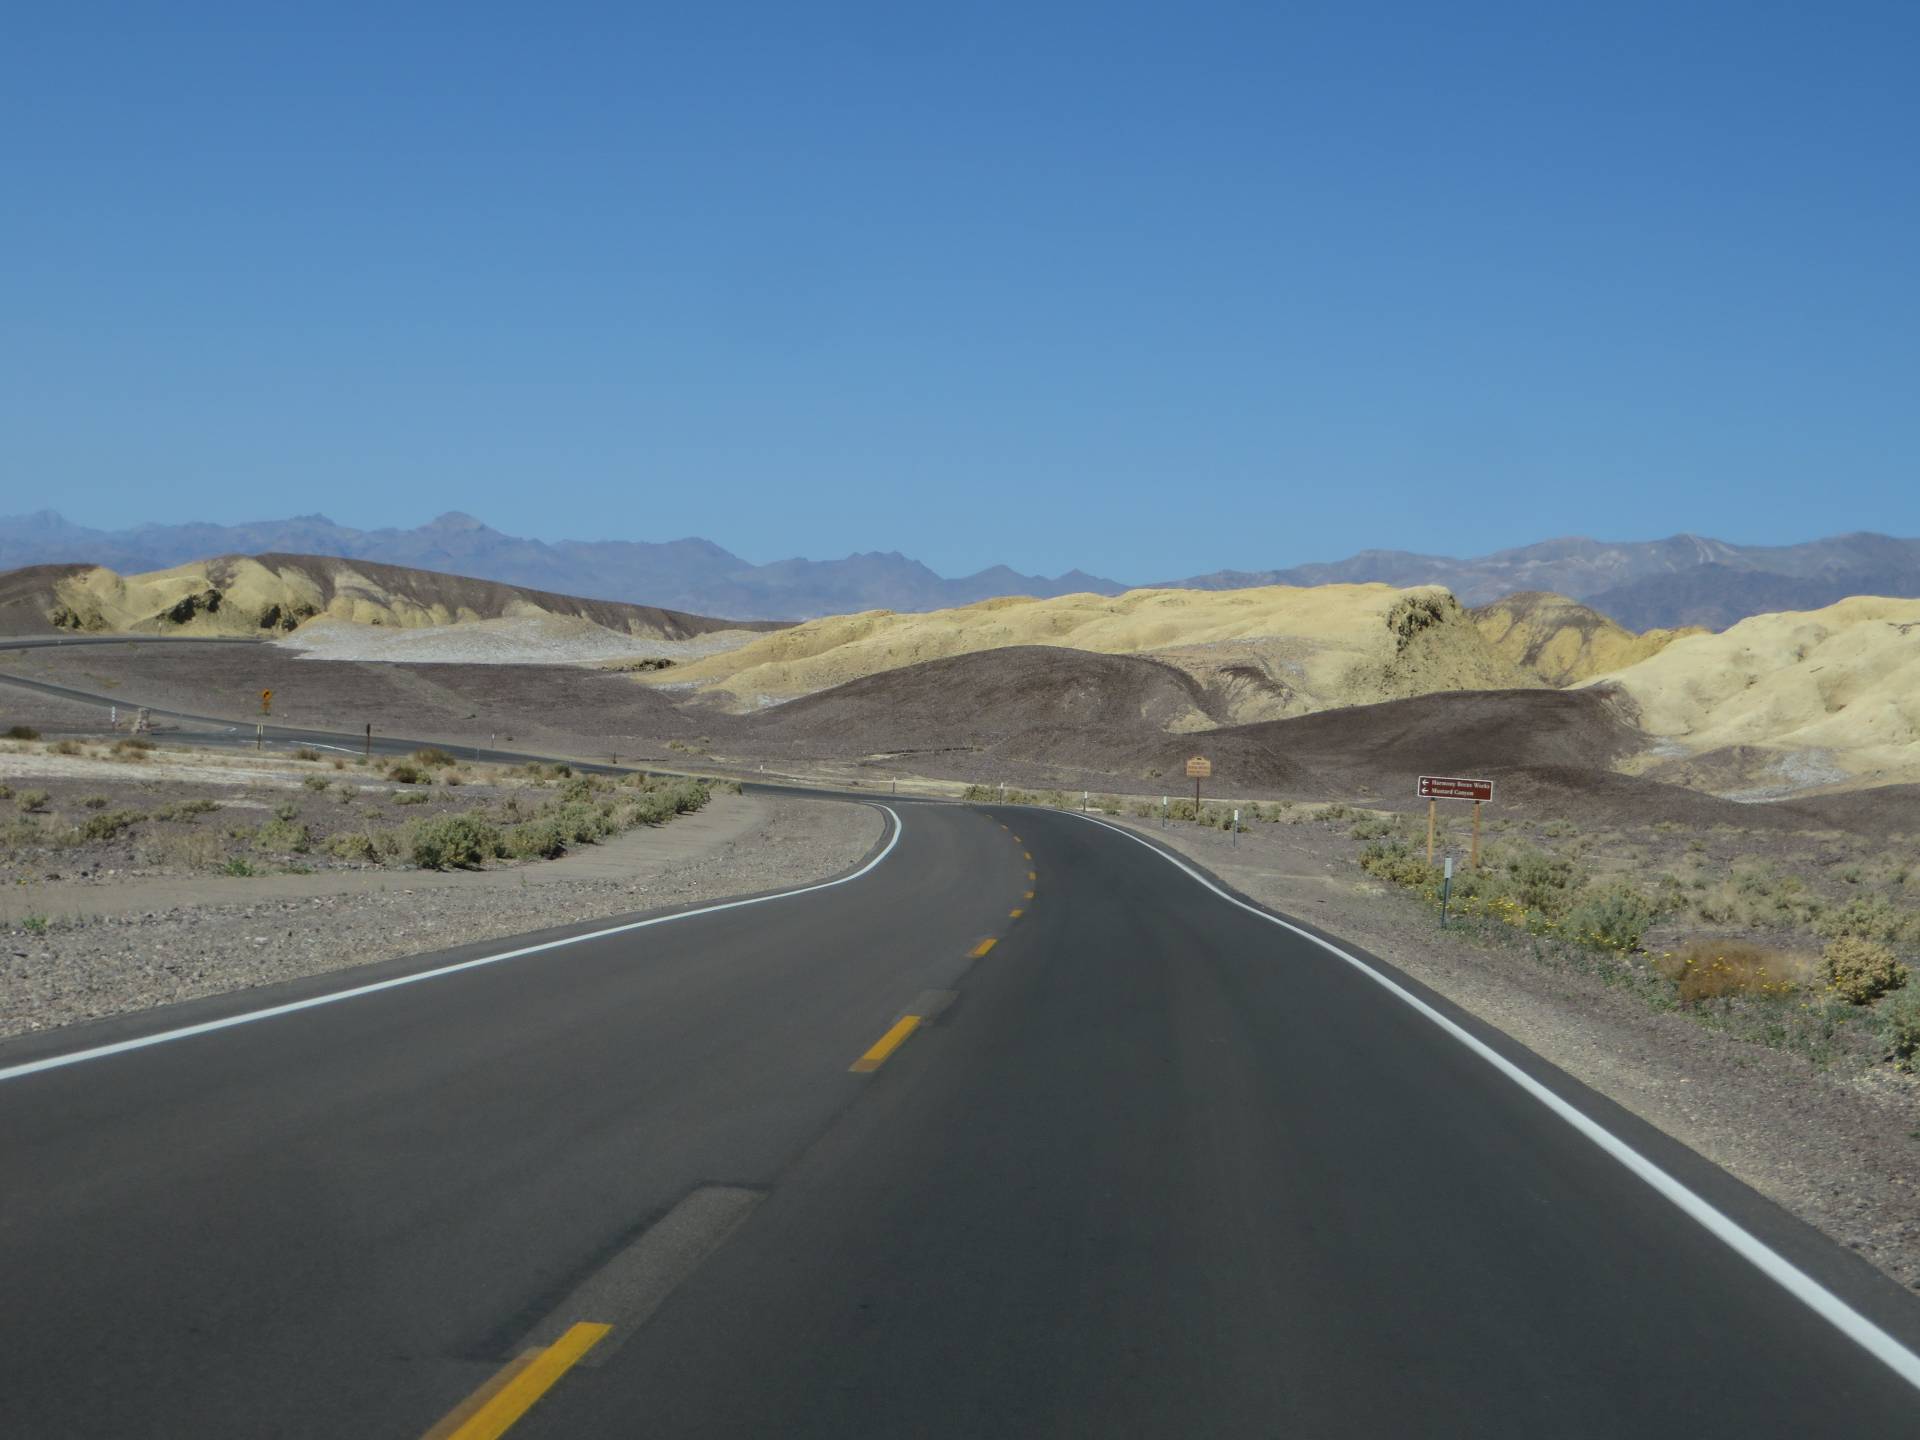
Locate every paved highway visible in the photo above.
<box><xmin>4</xmin><ymin>655</ymin><xmax>1920</xmax><ymax>1433</ymax></box>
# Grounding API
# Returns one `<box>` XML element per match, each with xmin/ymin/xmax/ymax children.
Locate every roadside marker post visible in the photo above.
<box><xmin>364</xmin><ymin>723</ymin><xmax>372</xmax><ymax>761</ymax></box>
<box><xmin>1441</xmin><ymin>856</ymin><xmax>1454</xmax><ymax>928</ymax></box>
<box><xmin>1160</xmin><ymin>796</ymin><xmax>1168</xmax><ymax>830</ymax></box>
<box><xmin>1418</xmin><ymin>776</ymin><xmax>1494</xmax><ymax>867</ymax></box>
<box><xmin>1232</xmin><ymin>808</ymin><xmax>1240</xmax><ymax>847</ymax></box>
<box><xmin>254</xmin><ymin>723</ymin><xmax>263</xmax><ymax>752</ymax></box>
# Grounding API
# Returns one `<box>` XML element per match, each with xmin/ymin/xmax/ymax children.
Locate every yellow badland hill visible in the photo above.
<box><xmin>641</xmin><ymin>583</ymin><xmax>1538</xmax><ymax>720</ymax></box>
<box><xmin>1591</xmin><ymin>596</ymin><xmax>1920</xmax><ymax>788</ymax></box>
<box><xmin>1471</xmin><ymin>591</ymin><xmax>1700</xmax><ymax>686</ymax></box>
<box><xmin>39</xmin><ymin>555</ymin><xmax>756</xmax><ymax>640</ymax></box>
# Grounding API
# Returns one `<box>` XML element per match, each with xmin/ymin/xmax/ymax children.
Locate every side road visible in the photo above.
<box><xmin>3</xmin><ymin>794</ymin><xmax>883</xmax><ymax>1039</ymax></box>
<box><xmin>1101</xmin><ymin>811</ymin><xmax>1920</xmax><ymax>1301</ymax></box>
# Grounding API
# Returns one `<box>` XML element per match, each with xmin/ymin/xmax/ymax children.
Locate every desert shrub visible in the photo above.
<box><xmin>327</xmin><ymin>828</ymin><xmax>402</xmax><ymax>863</ymax></box>
<box><xmin>17</xmin><ymin>790</ymin><xmax>49</xmax><ymax>814</ymax></box>
<box><xmin>1880</xmin><ymin>986</ymin><xmax>1920</xmax><ymax>1070</ymax></box>
<box><xmin>1823</xmin><ymin>936</ymin><xmax>1909</xmax><ymax>1005</ymax></box>
<box><xmin>1560</xmin><ymin>884</ymin><xmax>1659</xmax><ymax>953</ymax></box>
<box><xmin>392</xmin><ymin>790</ymin><xmax>431</xmax><ymax>806</ymax></box>
<box><xmin>178</xmin><ymin>797</ymin><xmax>219</xmax><ymax>816</ymax></box>
<box><xmin>82</xmin><ymin>795</ymin><xmax>109</xmax><ymax>810</ymax></box>
<box><xmin>1658</xmin><ymin>942</ymin><xmax>1807</xmax><ymax>1005</ymax></box>
<box><xmin>1350</xmin><ymin>816</ymin><xmax>1396</xmax><ymax>841</ymax></box>
<box><xmin>551</xmin><ymin>801</ymin><xmax>612</xmax><ymax>844</ymax></box>
<box><xmin>292</xmin><ymin>746</ymin><xmax>321</xmax><ymax>761</ymax></box>
<box><xmin>1500</xmin><ymin>846</ymin><xmax>1582</xmax><ymax>918</ymax></box>
<box><xmin>0</xmin><ymin>784</ymin><xmax>11</xmax><ymax>800</ymax></box>
<box><xmin>441</xmin><ymin>771</ymin><xmax>462</xmax><ymax>786</ymax></box>
<box><xmin>112</xmin><ymin>735</ymin><xmax>156</xmax><ymax>755</ymax></box>
<box><xmin>135</xmin><ymin>829</ymin><xmax>225</xmax><ymax>869</ymax></box>
<box><xmin>412</xmin><ymin>747</ymin><xmax>456</xmax><ymax>768</ymax></box>
<box><xmin>273</xmin><ymin>801</ymin><xmax>300</xmax><ymax>821</ymax></box>
<box><xmin>408</xmin><ymin>813</ymin><xmax>502</xmax><ymax>870</ymax></box>
<box><xmin>4</xmin><ymin>725</ymin><xmax>40</xmax><ymax>740</ymax></box>
<box><xmin>253</xmin><ymin>818</ymin><xmax>313</xmax><ymax>854</ymax></box>
<box><xmin>302</xmin><ymin>774</ymin><xmax>330</xmax><ymax>791</ymax></box>
<box><xmin>385</xmin><ymin>762</ymin><xmax>425</xmax><ymax>785</ymax></box>
<box><xmin>80</xmin><ymin>809</ymin><xmax>145</xmax><ymax>841</ymax></box>
<box><xmin>1316</xmin><ymin>803</ymin><xmax>1355</xmax><ymax>822</ymax></box>
<box><xmin>1360</xmin><ymin>839</ymin><xmax>1441</xmax><ymax>890</ymax></box>
<box><xmin>221</xmin><ymin>856</ymin><xmax>258</xmax><ymax>877</ymax></box>
<box><xmin>1817</xmin><ymin>895</ymin><xmax>1917</xmax><ymax>945</ymax></box>
<box><xmin>49</xmin><ymin>738</ymin><xmax>82</xmax><ymax>755</ymax></box>
<box><xmin>502</xmin><ymin>818</ymin><xmax>568</xmax><ymax>860</ymax></box>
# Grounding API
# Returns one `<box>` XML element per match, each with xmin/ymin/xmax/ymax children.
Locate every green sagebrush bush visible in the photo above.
<box><xmin>1823</xmin><ymin>935</ymin><xmax>1909</xmax><ymax>1005</ymax></box>
<box><xmin>408</xmin><ymin>813</ymin><xmax>502</xmax><ymax>870</ymax></box>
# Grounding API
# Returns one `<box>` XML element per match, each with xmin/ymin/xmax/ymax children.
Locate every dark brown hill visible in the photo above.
<box><xmin>741</xmin><ymin>646</ymin><xmax>1222</xmax><ymax>759</ymax></box>
<box><xmin>0</xmin><ymin>564</ymin><xmax>93</xmax><ymax>634</ymax></box>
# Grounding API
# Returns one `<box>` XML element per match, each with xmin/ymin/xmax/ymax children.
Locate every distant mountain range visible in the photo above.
<box><xmin>1158</xmin><ymin>532</ymin><xmax>1920</xmax><ymax>629</ymax></box>
<box><xmin>4</xmin><ymin>510</ymin><xmax>1917</xmax><ymax>629</ymax></box>
<box><xmin>0</xmin><ymin>510</ymin><xmax>1125</xmax><ymax>620</ymax></box>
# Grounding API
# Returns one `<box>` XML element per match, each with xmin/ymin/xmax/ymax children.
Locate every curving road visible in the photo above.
<box><xmin>4</xmin><ymin>652</ymin><xmax>1920</xmax><ymax>1434</ymax></box>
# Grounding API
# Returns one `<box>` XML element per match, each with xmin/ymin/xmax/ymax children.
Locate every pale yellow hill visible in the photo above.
<box><xmin>36</xmin><ymin>554</ymin><xmax>765</xmax><ymax>641</ymax></box>
<box><xmin>642</xmin><ymin>583</ymin><xmax>1538</xmax><ymax>720</ymax></box>
<box><xmin>1471</xmin><ymin>591</ymin><xmax>1700</xmax><ymax>686</ymax></box>
<box><xmin>1593</xmin><ymin>596</ymin><xmax>1920</xmax><ymax>789</ymax></box>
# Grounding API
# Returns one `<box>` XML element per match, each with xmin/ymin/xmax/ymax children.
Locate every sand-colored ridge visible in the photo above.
<box><xmin>1471</xmin><ymin>591</ymin><xmax>1699</xmax><ymax>686</ymax></box>
<box><xmin>1592</xmin><ymin>595</ymin><xmax>1920</xmax><ymax>788</ymax></box>
<box><xmin>28</xmin><ymin>554</ymin><xmax>771</xmax><ymax>642</ymax></box>
<box><xmin>641</xmin><ymin>582</ymin><xmax>1538</xmax><ymax>720</ymax></box>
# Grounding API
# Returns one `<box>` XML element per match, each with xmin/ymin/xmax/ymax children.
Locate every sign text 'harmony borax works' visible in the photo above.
<box><xmin>1417</xmin><ymin>775</ymin><xmax>1493</xmax><ymax>802</ymax></box>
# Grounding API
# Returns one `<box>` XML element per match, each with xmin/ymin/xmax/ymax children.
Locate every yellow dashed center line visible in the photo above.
<box><xmin>1023</xmin><ymin>851</ymin><xmax>1032</xmax><ymax>861</ymax></box>
<box><xmin>423</xmin><ymin>1321</ymin><xmax>611</xmax><ymax>1440</ymax></box>
<box><xmin>850</xmin><ymin>1014</ymin><xmax>922</xmax><ymax>1073</ymax></box>
<box><xmin>1024</xmin><ymin>890</ymin><xmax>1035</xmax><ymax>900</ymax></box>
<box><xmin>968</xmin><ymin>938</ymin><xmax>998</xmax><ymax>958</ymax></box>
<box><xmin>1009</xmin><ymin>908</ymin><xmax>1025</xmax><ymax>919</ymax></box>
<box><xmin>1028</xmin><ymin>870</ymin><xmax>1036</xmax><ymax>881</ymax></box>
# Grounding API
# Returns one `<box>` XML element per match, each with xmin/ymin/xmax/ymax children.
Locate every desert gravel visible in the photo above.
<box><xmin>2</xmin><ymin>795</ymin><xmax>882</xmax><ymax>1041</ymax></box>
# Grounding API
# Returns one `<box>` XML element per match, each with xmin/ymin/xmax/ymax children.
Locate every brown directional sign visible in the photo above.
<box><xmin>1418</xmin><ymin>774</ymin><xmax>1492</xmax><ymax>802</ymax></box>
<box><xmin>1185</xmin><ymin>756</ymin><xmax>1213</xmax><ymax>779</ymax></box>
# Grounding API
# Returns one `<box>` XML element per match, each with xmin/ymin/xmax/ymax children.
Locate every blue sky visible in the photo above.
<box><xmin>5</xmin><ymin>1</ymin><xmax>1916</xmax><ymax>580</ymax></box>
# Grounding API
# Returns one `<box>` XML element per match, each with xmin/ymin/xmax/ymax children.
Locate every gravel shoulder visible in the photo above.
<box><xmin>1103</xmin><ymin>812</ymin><xmax>1920</xmax><ymax>1296</ymax></box>
<box><xmin>3</xmin><ymin>794</ymin><xmax>883</xmax><ymax>1040</ymax></box>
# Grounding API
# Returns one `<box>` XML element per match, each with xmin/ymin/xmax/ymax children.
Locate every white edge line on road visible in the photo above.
<box><xmin>0</xmin><ymin>804</ymin><xmax>905</xmax><ymax>1085</ymax></box>
<box><xmin>1062</xmin><ymin>808</ymin><xmax>1920</xmax><ymax>1395</ymax></box>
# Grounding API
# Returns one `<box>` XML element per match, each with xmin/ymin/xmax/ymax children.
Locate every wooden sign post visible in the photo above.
<box><xmin>1416</xmin><ymin>775</ymin><xmax>1494</xmax><ymax>867</ymax></box>
<box><xmin>1185</xmin><ymin>755</ymin><xmax>1212</xmax><ymax>813</ymax></box>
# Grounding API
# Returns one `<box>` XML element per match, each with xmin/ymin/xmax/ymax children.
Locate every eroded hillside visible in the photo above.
<box><xmin>1594</xmin><ymin>596</ymin><xmax>1920</xmax><ymax>792</ymax></box>
<box><xmin>14</xmin><ymin>554</ymin><xmax>775</xmax><ymax>641</ymax></box>
<box><xmin>1470</xmin><ymin>591</ymin><xmax>1698</xmax><ymax>686</ymax></box>
<box><xmin>639</xmin><ymin>583</ymin><xmax>1538</xmax><ymax>721</ymax></box>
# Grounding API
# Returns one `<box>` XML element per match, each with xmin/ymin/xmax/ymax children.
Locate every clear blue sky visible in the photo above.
<box><xmin>5</xmin><ymin>1</ymin><xmax>1916</xmax><ymax>580</ymax></box>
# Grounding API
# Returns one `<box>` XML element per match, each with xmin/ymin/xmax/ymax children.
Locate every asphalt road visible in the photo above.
<box><xmin>5</xmin><ymin>714</ymin><xmax>1920</xmax><ymax>1431</ymax></box>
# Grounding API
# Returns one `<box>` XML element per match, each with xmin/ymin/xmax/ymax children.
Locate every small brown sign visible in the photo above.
<box><xmin>1185</xmin><ymin>756</ymin><xmax>1213</xmax><ymax>779</ymax></box>
<box><xmin>1418</xmin><ymin>774</ymin><xmax>1492</xmax><ymax>802</ymax></box>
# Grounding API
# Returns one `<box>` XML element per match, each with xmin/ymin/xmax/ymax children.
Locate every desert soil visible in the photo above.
<box><xmin>2</xmin><ymin>794</ymin><xmax>882</xmax><ymax>1040</ymax></box>
<box><xmin>1108</xmin><ymin>810</ymin><xmax>1920</xmax><ymax>1296</ymax></box>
